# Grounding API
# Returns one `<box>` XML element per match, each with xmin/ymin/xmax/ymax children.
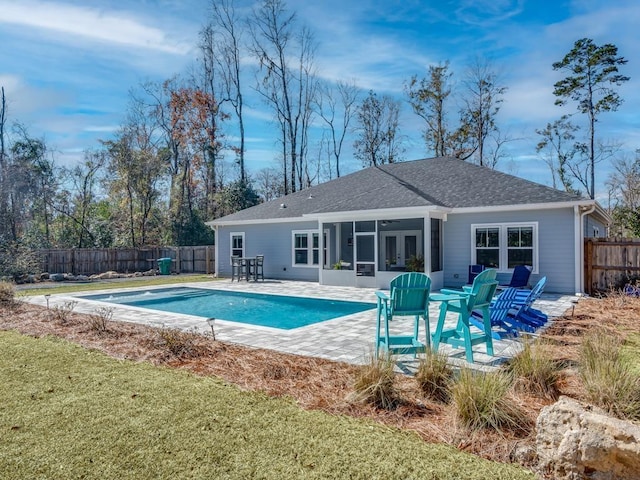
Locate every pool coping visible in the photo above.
<box><xmin>74</xmin><ymin>285</ymin><xmax>377</xmax><ymax>333</ymax></box>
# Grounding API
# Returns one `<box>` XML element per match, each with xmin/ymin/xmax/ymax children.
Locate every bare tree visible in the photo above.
<box><xmin>566</xmin><ymin>139</ymin><xmax>620</xmax><ymax>197</ymax></box>
<box><xmin>248</xmin><ymin>0</ymin><xmax>317</xmax><ymax>193</ymax></box>
<box><xmin>315</xmin><ymin>80</ymin><xmax>360</xmax><ymax>178</ymax></box>
<box><xmin>353</xmin><ymin>91</ymin><xmax>403</xmax><ymax>167</ymax></box>
<box><xmin>254</xmin><ymin>166</ymin><xmax>284</xmax><ymax>201</ymax></box>
<box><xmin>484</xmin><ymin>130</ymin><xmax>518</xmax><ymax>170</ymax></box>
<box><xmin>208</xmin><ymin>0</ymin><xmax>247</xmax><ymax>183</ymax></box>
<box><xmin>0</xmin><ymin>87</ymin><xmax>8</xmax><ymax>243</ymax></box>
<box><xmin>608</xmin><ymin>151</ymin><xmax>640</xmax><ymax>209</ymax></box>
<box><xmin>536</xmin><ymin>115</ymin><xmax>580</xmax><ymax>193</ymax></box>
<box><xmin>0</xmin><ymin>87</ymin><xmax>5</xmax><ymax>168</ymax></box>
<box><xmin>459</xmin><ymin>59</ymin><xmax>507</xmax><ymax>166</ymax></box>
<box><xmin>607</xmin><ymin>150</ymin><xmax>640</xmax><ymax>236</ymax></box>
<box><xmin>48</xmin><ymin>152</ymin><xmax>106</xmax><ymax>248</ymax></box>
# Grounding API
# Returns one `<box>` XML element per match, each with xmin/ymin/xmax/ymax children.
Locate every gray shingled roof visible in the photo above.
<box><xmin>212</xmin><ymin>157</ymin><xmax>585</xmax><ymax>224</ymax></box>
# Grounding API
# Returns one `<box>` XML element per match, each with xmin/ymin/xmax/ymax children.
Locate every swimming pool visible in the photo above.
<box><xmin>83</xmin><ymin>287</ymin><xmax>375</xmax><ymax>330</ymax></box>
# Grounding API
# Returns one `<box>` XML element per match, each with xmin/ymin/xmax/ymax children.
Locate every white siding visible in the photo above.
<box><xmin>443</xmin><ymin>208</ymin><xmax>576</xmax><ymax>293</ymax></box>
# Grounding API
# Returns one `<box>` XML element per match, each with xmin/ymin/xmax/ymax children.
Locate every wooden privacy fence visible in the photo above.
<box><xmin>584</xmin><ymin>238</ymin><xmax>640</xmax><ymax>294</ymax></box>
<box><xmin>36</xmin><ymin>246</ymin><xmax>215</xmax><ymax>276</ymax></box>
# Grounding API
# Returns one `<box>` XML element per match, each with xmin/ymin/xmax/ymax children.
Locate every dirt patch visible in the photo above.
<box><xmin>2</xmin><ymin>293</ymin><xmax>638</xmax><ymax>468</ymax></box>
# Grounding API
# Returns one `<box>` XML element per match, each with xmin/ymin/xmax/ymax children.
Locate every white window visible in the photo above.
<box><xmin>230</xmin><ymin>232</ymin><xmax>245</xmax><ymax>258</ymax></box>
<box><xmin>471</xmin><ymin>223</ymin><xmax>538</xmax><ymax>273</ymax></box>
<box><xmin>292</xmin><ymin>230</ymin><xmax>320</xmax><ymax>267</ymax></box>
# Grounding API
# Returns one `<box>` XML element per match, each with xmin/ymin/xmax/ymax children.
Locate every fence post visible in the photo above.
<box><xmin>205</xmin><ymin>247</ymin><xmax>211</xmax><ymax>274</ymax></box>
<box><xmin>585</xmin><ymin>239</ymin><xmax>593</xmax><ymax>295</ymax></box>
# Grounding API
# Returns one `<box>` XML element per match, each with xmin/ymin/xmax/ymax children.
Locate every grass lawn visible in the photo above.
<box><xmin>0</xmin><ymin>331</ymin><xmax>534</xmax><ymax>480</ymax></box>
<box><xmin>16</xmin><ymin>274</ymin><xmax>216</xmax><ymax>296</ymax></box>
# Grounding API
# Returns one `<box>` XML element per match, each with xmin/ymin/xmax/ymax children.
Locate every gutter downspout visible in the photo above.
<box><xmin>576</xmin><ymin>204</ymin><xmax>596</xmax><ymax>295</ymax></box>
<box><xmin>214</xmin><ymin>225</ymin><xmax>219</xmax><ymax>278</ymax></box>
<box><xmin>318</xmin><ymin>219</ymin><xmax>323</xmax><ymax>285</ymax></box>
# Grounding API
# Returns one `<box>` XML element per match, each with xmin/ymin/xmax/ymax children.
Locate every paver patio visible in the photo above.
<box><xmin>24</xmin><ymin>279</ymin><xmax>577</xmax><ymax>371</ymax></box>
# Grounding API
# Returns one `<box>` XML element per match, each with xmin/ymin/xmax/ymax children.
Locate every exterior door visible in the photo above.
<box><xmin>382</xmin><ymin>230</ymin><xmax>421</xmax><ymax>270</ymax></box>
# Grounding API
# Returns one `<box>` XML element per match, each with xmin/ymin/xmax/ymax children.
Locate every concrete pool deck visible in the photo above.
<box><xmin>24</xmin><ymin>279</ymin><xmax>577</xmax><ymax>372</ymax></box>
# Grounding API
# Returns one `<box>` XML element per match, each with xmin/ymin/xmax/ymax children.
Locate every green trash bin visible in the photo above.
<box><xmin>157</xmin><ymin>257</ymin><xmax>172</xmax><ymax>275</ymax></box>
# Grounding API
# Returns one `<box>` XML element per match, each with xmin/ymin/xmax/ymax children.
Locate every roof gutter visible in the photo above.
<box><xmin>452</xmin><ymin>199</ymin><xmax>595</xmax><ymax>214</ymax></box>
<box><xmin>305</xmin><ymin>205</ymin><xmax>452</xmax><ymax>222</ymax></box>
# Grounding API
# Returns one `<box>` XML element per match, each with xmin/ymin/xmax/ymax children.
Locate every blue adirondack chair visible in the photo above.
<box><xmin>468</xmin><ymin>264</ymin><xmax>485</xmax><ymax>284</ymax></box>
<box><xmin>497</xmin><ymin>265</ymin><xmax>532</xmax><ymax>289</ymax></box>
<box><xmin>469</xmin><ymin>287</ymin><xmax>536</xmax><ymax>339</ymax></box>
<box><xmin>431</xmin><ymin>269</ymin><xmax>498</xmax><ymax>363</ymax></box>
<box><xmin>508</xmin><ymin>276</ymin><xmax>548</xmax><ymax>328</ymax></box>
<box><xmin>375</xmin><ymin>272</ymin><xmax>432</xmax><ymax>357</ymax></box>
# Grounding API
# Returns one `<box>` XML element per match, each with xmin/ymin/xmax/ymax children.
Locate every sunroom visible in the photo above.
<box><xmin>306</xmin><ymin>211</ymin><xmax>446</xmax><ymax>290</ymax></box>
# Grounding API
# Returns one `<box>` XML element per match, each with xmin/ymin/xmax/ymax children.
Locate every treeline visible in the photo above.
<box><xmin>0</xmin><ymin>0</ymin><xmax>638</xmax><ymax>265</ymax></box>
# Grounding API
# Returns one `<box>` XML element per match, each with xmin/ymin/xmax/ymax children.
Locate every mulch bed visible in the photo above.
<box><xmin>2</xmin><ymin>293</ymin><xmax>638</xmax><ymax>467</ymax></box>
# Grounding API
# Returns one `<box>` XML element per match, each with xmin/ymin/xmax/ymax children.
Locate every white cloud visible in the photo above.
<box><xmin>83</xmin><ymin>125</ymin><xmax>120</xmax><ymax>133</ymax></box>
<box><xmin>501</xmin><ymin>78</ymin><xmax>557</xmax><ymax>124</ymax></box>
<box><xmin>0</xmin><ymin>75</ymin><xmax>69</xmax><ymax>117</ymax></box>
<box><xmin>454</xmin><ymin>0</ymin><xmax>525</xmax><ymax>26</ymax></box>
<box><xmin>0</xmin><ymin>0</ymin><xmax>192</xmax><ymax>55</ymax></box>
<box><xmin>0</xmin><ymin>75</ymin><xmax>21</xmax><ymax>92</ymax></box>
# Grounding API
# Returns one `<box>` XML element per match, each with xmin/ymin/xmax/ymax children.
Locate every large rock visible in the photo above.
<box><xmin>536</xmin><ymin>396</ymin><xmax>640</xmax><ymax>479</ymax></box>
<box><xmin>96</xmin><ymin>271</ymin><xmax>122</xmax><ymax>280</ymax></box>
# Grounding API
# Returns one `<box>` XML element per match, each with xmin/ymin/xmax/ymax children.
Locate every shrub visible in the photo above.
<box><xmin>52</xmin><ymin>301</ymin><xmax>78</xmax><ymax>324</ymax></box>
<box><xmin>580</xmin><ymin>329</ymin><xmax>640</xmax><ymax>420</ymax></box>
<box><xmin>156</xmin><ymin>327</ymin><xmax>205</xmax><ymax>359</ymax></box>
<box><xmin>352</xmin><ymin>352</ymin><xmax>398</xmax><ymax>410</ymax></box>
<box><xmin>88</xmin><ymin>306</ymin><xmax>114</xmax><ymax>333</ymax></box>
<box><xmin>405</xmin><ymin>254</ymin><xmax>424</xmax><ymax>273</ymax></box>
<box><xmin>450</xmin><ymin>368</ymin><xmax>528</xmax><ymax>432</ymax></box>
<box><xmin>415</xmin><ymin>347</ymin><xmax>453</xmax><ymax>402</ymax></box>
<box><xmin>0</xmin><ymin>243</ymin><xmax>40</xmax><ymax>280</ymax></box>
<box><xmin>0</xmin><ymin>281</ymin><xmax>16</xmax><ymax>307</ymax></box>
<box><xmin>507</xmin><ymin>338</ymin><xmax>560</xmax><ymax>400</ymax></box>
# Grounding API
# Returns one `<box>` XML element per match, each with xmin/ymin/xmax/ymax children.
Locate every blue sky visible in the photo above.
<box><xmin>1</xmin><ymin>0</ymin><xmax>638</xmax><ymax>202</ymax></box>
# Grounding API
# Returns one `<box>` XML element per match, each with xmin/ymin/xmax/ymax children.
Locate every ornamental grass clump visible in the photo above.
<box><xmin>155</xmin><ymin>327</ymin><xmax>207</xmax><ymax>359</ymax></box>
<box><xmin>580</xmin><ymin>329</ymin><xmax>640</xmax><ymax>420</ymax></box>
<box><xmin>352</xmin><ymin>352</ymin><xmax>398</xmax><ymax>410</ymax></box>
<box><xmin>451</xmin><ymin>368</ymin><xmax>528</xmax><ymax>433</ymax></box>
<box><xmin>507</xmin><ymin>338</ymin><xmax>560</xmax><ymax>400</ymax></box>
<box><xmin>415</xmin><ymin>347</ymin><xmax>453</xmax><ymax>403</ymax></box>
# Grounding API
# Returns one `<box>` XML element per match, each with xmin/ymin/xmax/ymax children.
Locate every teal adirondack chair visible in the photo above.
<box><xmin>431</xmin><ymin>269</ymin><xmax>498</xmax><ymax>363</ymax></box>
<box><xmin>375</xmin><ymin>273</ymin><xmax>432</xmax><ymax>357</ymax></box>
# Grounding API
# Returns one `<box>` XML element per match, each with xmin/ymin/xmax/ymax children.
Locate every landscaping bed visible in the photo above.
<box><xmin>1</xmin><ymin>286</ymin><xmax>639</xmax><ymax>477</ymax></box>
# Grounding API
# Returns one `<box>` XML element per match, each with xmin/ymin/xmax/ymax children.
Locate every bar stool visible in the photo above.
<box><xmin>253</xmin><ymin>255</ymin><xmax>264</xmax><ymax>281</ymax></box>
<box><xmin>230</xmin><ymin>256</ymin><xmax>242</xmax><ymax>281</ymax></box>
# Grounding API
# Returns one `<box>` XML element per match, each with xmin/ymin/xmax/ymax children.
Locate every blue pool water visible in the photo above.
<box><xmin>83</xmin><ymin>287</ymin><xmax>375</xmax><ymax>330</ymax></box>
